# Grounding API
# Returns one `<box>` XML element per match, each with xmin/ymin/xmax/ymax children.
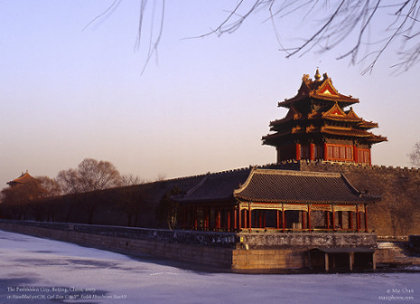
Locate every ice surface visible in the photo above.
<box><xmin>0</xmin><ymin>230</ymin><xmax>418</xmax><ymax>304</ymax></box>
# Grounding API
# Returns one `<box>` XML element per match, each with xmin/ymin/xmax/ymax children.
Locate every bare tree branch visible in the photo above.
<box><xmin>86</xmin><ymin>0</ymin><xmax>420</xmax><ymax>73</ymax></box>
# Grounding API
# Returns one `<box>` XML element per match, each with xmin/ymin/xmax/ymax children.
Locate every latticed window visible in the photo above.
<box><xmin>327</xmin><ymin>144</ymin><xmax>354</xmax><ymax>161</ymax></box>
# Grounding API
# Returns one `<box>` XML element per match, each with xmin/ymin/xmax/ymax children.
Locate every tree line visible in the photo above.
<box><xmin>0</xmin><ymin>158</ymin><xmax>182</xmax><ymax>228</ymax></box>
<box><xmin>0</xmin><ymin>158</ymin><xmax>141</xmax><ymax>206</ymax></box>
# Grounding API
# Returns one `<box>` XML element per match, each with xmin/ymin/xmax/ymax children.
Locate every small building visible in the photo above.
<box><xmin>263</xmin><ymin>69</ymin><xmax>387</xmax><ymax>164</ymax></box>
<box><xmin>175</xmin><ymin>168</ymin><xmax>377</xmax><ymax>234</ymax></box>
<box><xmin>7</xmin><ymin>171</ymin><xmax>37</xmax><ymax>187</ymax></box>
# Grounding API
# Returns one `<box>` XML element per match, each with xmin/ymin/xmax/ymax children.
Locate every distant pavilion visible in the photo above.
<box><xmin>7</xmin><ymin>171</ymin><xmax>37</xmax><ymax>187</ymax></box>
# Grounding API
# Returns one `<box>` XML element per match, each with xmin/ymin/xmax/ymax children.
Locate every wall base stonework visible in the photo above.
<box><xmin>0</xmin><ymin>220</ymin><xmax>380</xmax><ymax>273</ymax></box>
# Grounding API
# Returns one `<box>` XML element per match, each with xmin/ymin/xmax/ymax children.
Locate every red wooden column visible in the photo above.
<box><xmin>282</xmin><ymin>205</ymin><xmax>286</xmax><ymax>232</ymax></box>
<box><xmin>323</xmin><ymin>143</ymin><xmax>328</xmax><ymax>160</ymax></box>
<box><xmin>310</xmin><ymin>143</ymin><xmax>315</xmax><ymax>161</ymax></box>
<box><xmin>216</xmin><ymin>209</ymin><xmax>221</xmax><ymax>230</ymax></box>
<box><xmin>307</xmin><ymin>204</ymin><xmax>311</xmax><ymax>231</ymax></box>
<box><xmin>244</xmin><ymin>209</ymin><xmax>247</xmax><ymax>229</ymax></box>
<box><xmin>204</xmin><ymin>208</ymin><xmax>210</xmax><ymax>230</ymax></box>
<box><xmin>258</xmin><ymin>211</ymin><xmax>262</xmax><ymax>228</ymax></box>
<box><xmin>238</xmin><ymin>208</ymin><xmax>242</xmax><ymax>230</ymax></box>
<box><xmin>296</xmin><ymin>143</ymin><xmax>301</xmax><ymax>160</ymax></box>
<box><xmin>234</xmin><ymin>207</ymin><xmax>238</xmax><ymax>230</ymax></box>
<box><xmin>348</xmin><ymin>211</ymin><xmax>353</xmax><ymax>231</ymax></box>
<box><xmin>194</xmin><ymin>207</ymin><xmax>198</xmax><ymax>230</ymax></box>
<box><xmin>332</xmin><ymin>208</ymin><xmax>336</xmax><ymax>231</ymax></box>
<box><xmin>276</xmin><ymin>210</ymin><xmax>280</xmax><ymax>229</ymax></box>
<box><xmin>353</xmin><ymin>145</ymin><xmax>358</xmax><ymax>163</ymax></box>
<box><xmin>248</xmin><ymin>204</ymin><xmax>252</xmax><ymax>232</ymax></box>
<box><xmin>364</xmin><ymin>204</ymin><xmax>368</xmax><ymax>232</ymax></box>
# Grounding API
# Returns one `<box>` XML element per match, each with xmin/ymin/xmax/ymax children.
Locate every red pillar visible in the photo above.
<box><xmin>248</xmin><ymin>205</ymin><xmax>252</xmax><ymax>232</ymax></box>
<box><xmin>276</xmin><ymin>210</ymin><xmax>280</xmax><ymax>229</ymax></box>
<box><xmin>353</xmin><ymin>145</ymin><xmax>358</xmax><ymax>163</ymax></box>
<box><xmin>282</xmin><ymin>206</ymin><xmax>286</xmax><ymax>232</ymax></box>
<box><xmin>238</xmin><ymin>209</ymin><xmax>242</xmax><ymax>229</ymax></box>
<box><xmin>307</xmin><ymin>205</ymin><xmax>311</xmax><ymax>231</ymax></box>
<box><xmin>216</xmin><ymin>210</ymin><xmax>221</xmax><ymax>229</ymax></box>
<box><xmin>324</xmin><ymin>143</ymin><xmax>328</xmax><ymax>160</ymax></box>
<box><xmin>332</xmin><ymin>209</ymin><xmax>336</xmax><ymax>231</ymax></box>
<box><xmin>234</xmin><ymin>208</ymin><xmax>237</xmax><ymax>230</ymax></box>
<box><xmin>310</xmin><ymin>143</ymin><xmax>315</xmax><ymax>161</ymax></box>
<box><xmin>244</xmin><ymin>209</ymin><xmax>247</xmax><ymax>229</ymax></box>
<box><xmin>204</xmin><ymin>208</ymin><xmax>209</xmax><ymax>230</ymax></box>
<box><xmin>348</xmin><ymin>211</ymin><xmax>353</xmax><ymax>231</ymax></box>
<box><xmin>364</xmin><ymin>204</ymin><xmax>368</xmax><ymax>232</ymax></box>
<box><xmin>227</xmin><ymin>210</ymin><xmax>231</xmax><ymax>231</ymax></box>
<box><xmin>296</xmin><ymin>143</ymin><xmax>301</xmax><ymax>160</ymax></box>
<box><xmin>258</xmin><ymin>211</ymin><xmax>262</xmax><ymax>228</ymax></box>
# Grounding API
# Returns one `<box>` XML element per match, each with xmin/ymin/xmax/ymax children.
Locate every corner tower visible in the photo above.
<box><xmin>263</xmin><ymin>70</ymin><xmax>387</xmax><ymax>165</ymax></box>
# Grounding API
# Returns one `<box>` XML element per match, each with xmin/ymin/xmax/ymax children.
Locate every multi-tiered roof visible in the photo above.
<box><xmin>263</xmin><ymin>70</ymin><xmax>386</xmax><ymax>164</ymax></box>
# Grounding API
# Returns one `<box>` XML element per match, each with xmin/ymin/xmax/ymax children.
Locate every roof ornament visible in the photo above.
<box><xmin>314</xmin><ymin>68</ymin><xmax>321</xmax><ymax>81</ymax></box>
<box><xmin>323</xmin><ymin>72</ymin><xmax>328</xmax><ymax>80</ymax></box>
<box><xmin>302</xmin><ymin>74</ymin><xmax>310</xmax><ymax>84</ymax></box>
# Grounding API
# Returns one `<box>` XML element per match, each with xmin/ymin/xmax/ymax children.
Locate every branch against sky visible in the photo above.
<box><xmin>57</xmin><ymin>158</ymin><xmax>122</xmax><ymax>194</ymax></box>
<box><xmin>87</xmin><ymin>0</ymin><xmax>419</xmax><ymax>74</ymax></box>
<box><xmin>195</xmin><ymin>0</ymin><xmax>420</xmax><ymax>74</ymax></box>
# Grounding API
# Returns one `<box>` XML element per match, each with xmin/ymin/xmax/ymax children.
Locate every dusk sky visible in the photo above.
<box><xmin>1</xmin><ymin>1</ymin><xmax>419</xmax><ymax>187</ymax></box>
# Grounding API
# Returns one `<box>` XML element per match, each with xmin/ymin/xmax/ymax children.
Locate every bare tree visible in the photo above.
<box><xmin>56</xmin><ymin>168</ymin><xmax>82</xmax><ymax>194</ymax></box>
<box><xmin>77</xmin><ymin>158</ymin><xmax>122</xmax><ymax>191</ymax></box>
<box><xmin>37</xmin><ymin>176</ymin><xmax>62</xmax><ymax>198</ymax></box>
<box><xmin>57</xmin><ymin>158</ymin><xmax>122</xmax><ymax>194</ymax></box>
<box><xmin>121</xmin><ymin>174</ymin><xmax>143</xmax><ymax>186</ymax></box>
<box><xmin>88</xmin><ymin>1</ymin><xmax>419</xmax><ymax>73</ymax></box>
<box><xmin>409</xmin><ymin>141</ymin><xmax>420</xmax><ymax>167</ymax></box>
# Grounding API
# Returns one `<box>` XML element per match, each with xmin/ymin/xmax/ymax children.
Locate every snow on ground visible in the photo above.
<box><xmin>0</xmin><ymin>229</ymin><xmax>418</xmax><ymax>304</ymax></box>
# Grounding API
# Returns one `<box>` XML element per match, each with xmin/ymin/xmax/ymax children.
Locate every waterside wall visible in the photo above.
<box><xmin>0</xmin><ymin>220</ymin><xmax>380</xmax><ymax>273</ymax></box>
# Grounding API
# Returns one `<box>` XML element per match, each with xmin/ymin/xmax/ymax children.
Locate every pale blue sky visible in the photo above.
<box><xmin>1</xmin><ymin>1</ymin><xmax>419</xmax><ymax>187</ymax></box>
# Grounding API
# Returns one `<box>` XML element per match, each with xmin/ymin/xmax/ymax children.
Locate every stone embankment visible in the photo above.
<box><xmin>1</xmin><ymin>220</ymin><xmax>418</xmax><ymax>273</ymax></box>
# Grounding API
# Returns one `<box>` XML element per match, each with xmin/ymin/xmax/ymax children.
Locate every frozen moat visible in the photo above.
<box><xmin>0</xmin><ymin>230</ymin><xmax>418</xmax><ymax>304</ymax></box>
